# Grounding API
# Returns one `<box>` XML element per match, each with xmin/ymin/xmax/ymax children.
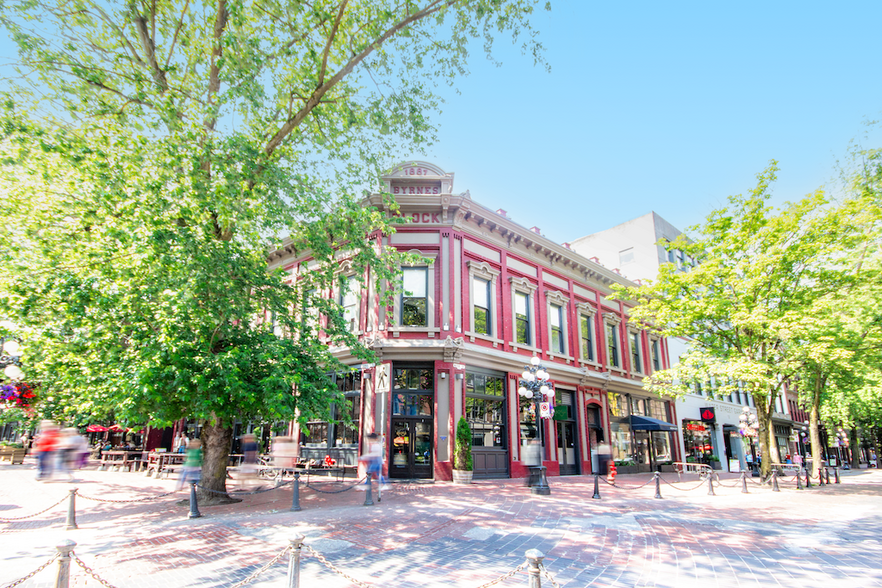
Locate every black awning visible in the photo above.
<box><xmin>629</xmin><ymin>415</ymin><xmax>679</xmax><ymax>432</ymax></box>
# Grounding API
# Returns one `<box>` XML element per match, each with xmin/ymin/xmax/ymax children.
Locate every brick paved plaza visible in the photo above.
<box><xmin>2</xmin><ymin>459</ymin><xmax>882</xmax><ymax>588</ymax></box>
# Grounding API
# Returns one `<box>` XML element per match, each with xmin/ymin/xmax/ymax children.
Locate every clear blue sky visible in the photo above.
<box><xmin>415</xmin><ymin>2</ymin><xmax>882</xmax><ymax>244</ymax></box>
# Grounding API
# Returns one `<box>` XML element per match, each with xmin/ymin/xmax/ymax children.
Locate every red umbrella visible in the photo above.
<box><xmin>108</xmin><ymin>424</ymin><xmax>129</xmax><ymax>432</ymax></box>
<box><xmin>86</xmin><ymin>425</ymin><xmax>108</xmax><ymax>433</ymax></box>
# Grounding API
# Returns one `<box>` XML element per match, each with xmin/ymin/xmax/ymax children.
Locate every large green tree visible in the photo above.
<box><xmin>616</xmin><ymin>163</ymin><xmax>877</xmax><ymax>479</ymax></box>
<box><xmin>0</xmin><ymin>0</ymin><xmax>548</xmax><ymax>501</ymax></box>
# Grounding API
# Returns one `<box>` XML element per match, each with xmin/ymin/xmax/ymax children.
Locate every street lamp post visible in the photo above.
<box><xmin>518</xmin><ymin>356</ymin><xmax>554</xmax><ymax>496</ymax></box>
<box><xmin>1</xmin><ymin>337</ymin><xmax>25</xmax><ymax>382</ymax></box>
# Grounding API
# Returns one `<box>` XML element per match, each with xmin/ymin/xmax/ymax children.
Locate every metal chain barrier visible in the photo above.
<box><xmin>198</xmin><ymin>479</ymin><xmax>293</xmax><ymax>496</ymax></box>
<box><xmin>473</xmin><ymin>562</ymin><xmax>527</xmax><ymax>588</ymax></box>
<box><xmin>77</xmin><ymin>489</ymin><xmax>180</xmax><ymax>503</ymax></box>
<box><xmin>539</xmin><ymin>562</ymin><xmax>561</xmax><ymax>588</ymax></box>
<box><xmin>613</xmin><ymin>477</ymin><xmax>655</xmax><ymax>490</ymax></box>
<box><xmin>305</xmin><ymin>476</ymin><xmax>368</xmax><ymax>494</ymax></box>
<box><xmin>2</xmin><ymin>553</ymin><xmax>59</xmax><ymax>588</ymax></box>
<box><xmin>657</xmin><ymin>476</ymin><xmax>707</xmax><ymax>492</ymax></box>
<box><xmin>0</xmin><ymin>495</ymin><xmax>68</xmax><ymax>521</ymax></box>
<box><xmin>226</xmin><ymin>544</ymin><xmax>291</xmax><ymax>588</ymax></box>
<box><xmin>304</xmin><ymin>544</ymin><xmax>375</xmax><ymax>588</ymax></box>
<box><xmin>72</xmin><ymin>553</ymin><xmax>119</xmax><ymax>588</ymax></box>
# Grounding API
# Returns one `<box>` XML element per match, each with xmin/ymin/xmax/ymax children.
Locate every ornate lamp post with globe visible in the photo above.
<box><xmin>739</xmin><ymin>407</ymin><xmax>759</xmax><ymax>476</ymax></box>
<box><xmin>517</xmin><ymin>356</ymin><xmax>554</xmax><ymax>496</ymax></box>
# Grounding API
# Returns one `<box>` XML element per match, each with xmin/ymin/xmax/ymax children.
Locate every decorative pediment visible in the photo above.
<box><xmin>602</xmin><ymin>312</ymin><xmax>622</xmax><ymax>326</ymax></box>
<box><xmin>576</xmin><ymin>302</ymin><xmax>597</xmax><ymax>316</ymax></box>
<box><xmin>467</xmin><ymin>260</ymin><xmax>500</xmax><ymax>280</ymax></box>
<box><xmin>544</xmin><ymin>289</ymin><xmax>568</xmax><ymax>306</ymax></box>
<box><xmin>443</xmin><ymin>336</ymin><xmax>464</xmax><ymax>362</ymax></box>
<box><xmin>509</xmin><ymin>276</ymin><xmax>538</xmax><ymax>293</ymax></box>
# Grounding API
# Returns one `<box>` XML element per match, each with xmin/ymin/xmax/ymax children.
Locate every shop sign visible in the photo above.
<box><xmin>392</xmin><ymin>185</ymin><xmax>441</xmax><ymax>195</ymax></box>
<box><xmin>452</xmin><ymin>363</ymin><xmax>466</xmax><ymax>371</ymax></box>
<box><xmin>685</xmin><ymin>423</ymin><xmax>706</xmax><ymax>432</ymax></box>
<box><xmin>700</xmin><ymin>407</ymin><xmax>716</xmax><ymax>422</ymax></box>
<box><xmin>539</xmin><ymin>402</ymin><xmax>552</xmax><ymax>418</ymax></box>
<box><xmin>393</xmin><ymin>211</ymin><xmax>442</xmax><ymax>223</ymax></box>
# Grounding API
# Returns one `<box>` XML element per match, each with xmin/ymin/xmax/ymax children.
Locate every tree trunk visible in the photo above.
<box><xmin>809</xmin><ymin>376</ymin><xmax>825</xmax><ymax>479</ymax></box>
<box><xmin>849</xmin><ymin>427</ymin><xmax>860</xmax><ymax>469</ymax></box>
<box><xmin>198</xmin><ymin>420</ymin><xmax>240</xmax><ymax>505</ymax></box>
<box><xmin>755</xmin><ymin>396</ymin><xmax>773</xmax><ymax>479</ymax></box>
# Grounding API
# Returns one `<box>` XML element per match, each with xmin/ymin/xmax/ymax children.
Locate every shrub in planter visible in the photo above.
<box><xmin>452</xmin><ymin>417</ymin><xmax>473</xmax><ymax>484</ymax></box>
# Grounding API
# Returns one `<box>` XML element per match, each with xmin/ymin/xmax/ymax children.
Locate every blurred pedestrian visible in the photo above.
<box><xmin>176</xmin><ymin>438</ymin><xmax>202</xmax><ymax>491</ymax></box>
<box><xmin>34</xmin><ymin>420</ymin><xmax>59</xmax><ymax>481</ymax></box>
<box><xmin>175</xmin><ymin>431</ymin><xmax>188</xmax><ymax>454</ymax></box>
<box><xmin>235</xmin><ymin>433</ymin><xmax>260</xmax><ymax>489</ymax></box>
<box><xmin>358</xmin><ymin>433</ymin><xmax>386</xmax><ymax>494</ymax></box>
<box><xmin>56</xmin><ymin>428</ymin><xmax>79</xmax><ymax>481</ymax></box>
<box><xmin>271</xmin><ymin>436</ymin><xmax>296</xmax><ymax>468</ymax></box>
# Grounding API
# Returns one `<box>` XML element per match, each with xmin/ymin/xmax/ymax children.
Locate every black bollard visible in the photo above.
<box><xmin>818</xmin><ymin>467</ymin><xmax>826</xmax><ymax>486</ymax></box>
<box><xmin>771</xmin><ymin>470</ymin><xmax>780</xmax><ymax>492</ymax></box>
<box><xmin>825</xmin><ymin>467</ymin><xmax>831</xmax><ymax>485</ymax></box>
<box><xmin>290</xmin><ymin>472</ymin><xmax>302</xmax><ymax>512</ymax></box>
<box><xmin>65</xmin><ymin>488</ymin><xmax>78</xmax><ymax>530</ymax></box>
<box><xmin>188</xmin><ymin>482</ymin><xmax>202</xmax><ymax>519</ymax></box>
<box><xmin>796</xmin><ymin>470</ymin><xmax>802</xmax><ymax>490</ymax></box>
<box><xmin>707</xmin><ymin>472</ymin><xmax>715</xmax><ymax>496</ymax></box>
<box><xmin>834</xmin><ymin>467</ymin><xmax>841</xmax><ymax>484</ymax></box>
<box><xmin>592</xmin><ymin>474</ymin><xmax>601</xmax><ymax>499</ymax></box>
<box><xmin>740</xmin><ymin>471</ymin><xmax>748</xmax><ymax>494</ymax></box>
<box><xmin>363</xmin><ymin>476</ymin><xmax>374</xmax><ymax>506</ymax></box>
<box><xmin>805</xmin><ymin>467</ymin><xmax>812</xmax><ymax>488</ymax></box>
<box><xmin>654</xmin><ymin>472</ymin><xmax>663</xmax><ymax>499</ymax></box>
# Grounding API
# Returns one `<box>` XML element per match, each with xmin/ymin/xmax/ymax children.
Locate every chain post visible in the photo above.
<box><xmin>805</xmin><ymin>467</ymin><xmax>812</xmax><ymax>488</ymax></box>
<box><xmin>525</xmin><ymin>549</ymin><xmax>544</xmax><ymax>588</ymax></box>
<box><xmin>834</xmin><ymin>467</ymin><xmax>840</xmax><ymax>484</ymax></box>
<box><xmin>188</xmin><ymin>482</ymin><xmax>202</xmax><ymax>519</ymax></box>
<box><xmin>362</xmin><ymin>475</ymin><xmax>373</xmax><ymax>506</ymax></box>
<box><xmin>771</xmin><ymin>470</ymin><xmax>780</xmax><ymax>492</ymax></box>
<box><xmin>740</xmin><ymin>471</ymin><xmax>748</xmax><ymax>494</ymax></box>
<box><xmin>654</xmin><ymin>472</ymin><xmax>662</xmax><ymax>499</ymax></box>
<box><xmin>291</xmin><ymin>472</ymin><xmax>302</xmax><ymax>512</ymax></box>
<box><xmin>592</xmin><ymin>474</ymin><xmax>601</xmax><ymax>499</ymax></box>
<box><xmin>795</xmin><ymin>469</ymin><xmax>802</xmax><ymax>490</ymax></box>
<box><xmin>286</xmin><ymin>535</ymin><xmax>305</xmax><ymax>588</ymax></box>
<box><xmin>706</xmin><ymin>471</ymin><xmax>715</xmax><ymax>496</ymax></box>
<box><xmin>54</xmin><ymin>540</ymin><xmax>76</xmax><ymax>588</ymax></box>
<box><xmin>818</xmin><ymin>465</ymin><xmax>826</xmax><ymax>486</ymax></box>
<box><xmin>825</xmin><ymin>467</ymin><xmax>831</xmax><ymax>485</ymax></box>
<box><xmin>65</xmin><ymin>488</ymin><xmax>78</xmax><ymax>530</ymax></box>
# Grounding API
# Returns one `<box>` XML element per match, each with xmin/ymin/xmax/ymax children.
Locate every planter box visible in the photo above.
<box><xmin>657</xmin><ymin>464</ymin><xmax>675</xmax><ymax>473</ymax></box>
<box><xmin>615</xmin><ymin>466</ymin><xmax>639</xmax><ymax>475</ymax></box>
<box><xmin>0</xmin><ymin>447</ymin><xmax>26</xmax><ymax>464</ymax></box>
<box><xmin>452</xmin><ymin>470</ymin><xmax>473</xmax><ymax>484</ymax></box>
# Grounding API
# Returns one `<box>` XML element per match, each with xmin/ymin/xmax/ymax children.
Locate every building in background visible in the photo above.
<box><xmin>267</xmin><ymin>163</ymin><xmax>678</xmax><ymax>481</ymax></box>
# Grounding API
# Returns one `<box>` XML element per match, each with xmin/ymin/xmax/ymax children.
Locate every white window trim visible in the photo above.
<box><xmin>649</xmin><ymin>336</ymin><xmax>662</xmax><ymax>373</ymax></box>
<box><xmin>544</xmin><ymin>289</ymin><xmax>573</xmax><ymax>363</ymax></box>
<box><xmin>576</xmin><ymin>302</ymin><xmax>601</xmax><ymax>367</ymax></box>
<box><xmin>509</xmin><ymin>277</ymin><xmax>538</xmax><ymax>352</ymax></box>
<box><xmin>602</xmin><ymin>312</ymin><xmax>623</xmax><ymax>372</ymax></box>
<box><xmin>392</xmin><ymin>251</ymin><xmax>439</xmax><ymax>337</ymax></box>
<box><xmin>627</xmin><ymin>327</ymin><xmax>644</xmax><ymax>376</ymax></box>
<box><xmin>333</xmin><ymin>261</ymin><xmax>362</xmax><ymax>336</ymax></box>
<box><xmin>465</xmin><ymin>260</ymin><xmax>502</xmax><ymax>347</ymax></box>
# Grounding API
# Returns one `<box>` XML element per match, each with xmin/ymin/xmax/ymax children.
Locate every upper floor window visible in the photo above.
<box><xmin>515</xmin><ymin>291</ymin><xmax>531</xmax><ymax>346</ymax></box>
<box><xmin>339</xmin><ymin>275</ymin><xmax>359</xmax><ymax>332</ymax></box>
<box><xmin>650</xmin><ymin>339</ymin><xmax>661</xmax><ymax>371</ymax></box>
<box><xmin>401</xmin><ymin>267</ymin><xmax>428</xmax><ymax>327</ymax></box>
<box><xmin>580</xmin><ymin>315</ymin><xmax>595</xmax><ymax>362</ymax></box>
<box><xmin>630</xmin><ymin>331</ymin><xmax>643</xmax><ymax>374</ymax></box>
<box><xmin>466</xmin><ymin>261</ymin><xmax>500</xmax><ymax>341</ymax></box>
<box><xmin>606</xmin><ymin>322</ymin><xmax>620</xmax><ymax>368</ymax></box>
<box><xmin>550</xmin><ymin>304</ymin><xmax>564</xmax><ymax>354</ymax></box>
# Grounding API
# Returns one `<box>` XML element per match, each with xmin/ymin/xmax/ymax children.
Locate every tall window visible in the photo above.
<box><xmin>515</xmin><ymin>292</ymin><xmax>531</xmax><ymax>346</ymax></box>
<box><xmin>465</xmin><ymin>372</ymin><xmax>506</xmax><ymax>448</ymax></box>
<box><xmin>606</xmin><ymin>323</ymin><xmax>620</xmax><ymax>368</ymax></box>
<box><xmin>401</xmin><ymin>267</ymin><xmax>428</xmax><ymax>327</ymax></box>
<box><xmin>335</xmin><ymin>372</ymin><xmax>362</xmax><ymax>446</ymax></box>
<box><xmin>651</xmin><ymin>339</ymin><xmax>661</xmax><ymax>371</ymax></box>
<box><xmin>550</xmin><ymin>304</ymin><xmax>564</xmax><ymax>353</ymax></box>
<box><xmin>580</xmin><ymin>315</ymin><xmax>595</xmax><ymax>361</ymax></box>
<box><xmin>472</xmin><ymin>277</ymin><xmax>491</xmax><ymax>335</ymax></box>
<box><xmin>339</xmin><ymin>275</ymin><xmax>359</xmax><ymax>332</ymax></box>
<box><xmin>630</xmin><ymin>331</ymin><xmax>642</xmax><ymax>373</ymax></box>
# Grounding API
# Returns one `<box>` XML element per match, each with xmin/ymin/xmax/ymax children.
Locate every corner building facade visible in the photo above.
<box><xmin>268</xmin><ymin>162</ymin><xmax>679</xmax><ymax>481</ymax></box>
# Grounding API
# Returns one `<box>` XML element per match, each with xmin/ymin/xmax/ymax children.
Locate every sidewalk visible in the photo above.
<box><xmin>3</xmin><ymin>457</ymin><xmax>882</xmax><ymax>587</ymax></box>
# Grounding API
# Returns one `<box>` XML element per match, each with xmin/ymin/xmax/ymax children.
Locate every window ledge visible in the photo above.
<box><xmin>509</xmin><ymin>342</ymin><xmax>540</xmax><ymax>354</ymax></box>
<box><xmin>578</xmin><ymin>359</ymin><xmax>603</xmax><ymax>369</ymax></box>
<box><xmin>547</xmin><ymin>352</ymin><xmax>575</xmax><ymax>364</ymax></box>
<box><xmin>392</xmin><ymin>327</ymin><xmax>441</xmax><ymax>338</ymax></box>
<box><xmin>465</xmin><ymin>331</ymin><xmax>503</xmax><ymax>347</ymax></box>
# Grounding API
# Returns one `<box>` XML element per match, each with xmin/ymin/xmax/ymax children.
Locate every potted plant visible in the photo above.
<box><xmin>614</xmin><ymin>459</ymin><xmax>638</xmax><ymax>475</ymax></box>
<box><xmin>452</xmin><ymin>417</ymin><xmax>473</xmax><ymax>484</ymax></box>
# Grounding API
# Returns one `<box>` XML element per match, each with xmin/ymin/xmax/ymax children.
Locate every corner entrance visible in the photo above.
<box><xmin>390</xmin><ymin>418</ymin><xmax>433</xmax><ymax>479</ymax></box>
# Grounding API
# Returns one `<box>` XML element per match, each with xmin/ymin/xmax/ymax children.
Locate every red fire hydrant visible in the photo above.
<box><xmin>608</xmin><ymin>461</ymin><xmax>617</xmax><ymax>485</ymax></box>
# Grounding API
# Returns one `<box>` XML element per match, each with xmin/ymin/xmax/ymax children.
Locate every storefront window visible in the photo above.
<box><xmin>392</xmin><ymin>367</ymin><xmax>433</xmax><ymax>416</ymax></box>
<box><xmin>630</xmin><ymin>397</ymin><xmax>646</xmax><ymax>416</ymax></box>
<box><xmin>649</xmin><ymin>400</ymin><xmax>669</xmax><ymax>422</ymax></box>
<box><xmin>608</xmin><ymin>392</ymin><xmax>628</xmax><ymax>417</ymax></box>
<box><xmin>651</xmin><ymin>431</ymin><xmax>672</xmax><ymax>462</ymax></box>
<box><xmin>466</xmin><ymin>372</ymin><xmax>506</xmax><ymax>448</ymax></box>
<box><xmin>610</xmin><ymin>421</ymin><xmax>632</xmax><ymax>462</ymax></box>
<box><xmin>683</xmin><ymin>421</ymin><xmax>715</xmax><ymax>462</ymax></box>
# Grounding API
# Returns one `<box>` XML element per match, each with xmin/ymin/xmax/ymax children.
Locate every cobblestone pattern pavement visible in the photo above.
<box><xmin>2</xmin><ymin>459</ymin><xmax>881</xmax><ymax>588</ymax></box>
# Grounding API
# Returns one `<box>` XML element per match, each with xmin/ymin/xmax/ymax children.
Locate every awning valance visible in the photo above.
<box><xmin>629</xmin><ymin>415</ymin><xmax>678</xmax><ymax>432</ymax></box>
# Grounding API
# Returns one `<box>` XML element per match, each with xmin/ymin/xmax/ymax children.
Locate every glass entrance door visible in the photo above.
<box><xmin>556</xmin><ymin>421</ymin><xmax>578</xmax><ymax>475</ymax></box>
<box><xmin>390</xmin><ymin>417</ymin><xmax>433</xmax><ymax>479</ymax></box>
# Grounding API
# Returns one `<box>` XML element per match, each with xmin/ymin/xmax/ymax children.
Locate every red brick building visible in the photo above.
<box><xmin>267</xmin><ymin>162</ymin><xmax>679</xmax><ymax>480</ymax></box>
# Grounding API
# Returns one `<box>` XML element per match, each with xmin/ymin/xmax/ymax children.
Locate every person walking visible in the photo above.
<box><xmin>175</xmin><ymin>431</ymin><xmax>188</xmax><ymax>454</ymax></box>
<box><xmin>34</xmin><ymin>420</ymin><xmax>59</xmax><ymax>481</ymax></box>
<box><xmin>359</xmin><ymin>433</ymin><xmax>387</xmax><ymax>498</ymax></box>
<box><xmin>175</xmin><ymin>439</ymin><xmax>202</xmax><ymax>491</ymax></box>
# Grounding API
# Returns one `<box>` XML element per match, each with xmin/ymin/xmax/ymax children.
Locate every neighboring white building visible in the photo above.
<box><xmin>569</xmin><ymin>211</ymin><xmax>777</xmax><ymax>474</ymax></box>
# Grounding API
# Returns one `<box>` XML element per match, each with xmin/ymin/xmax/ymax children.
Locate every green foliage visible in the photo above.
<box><xmin>0</xmin><ymin>0</ymin><xmax>548</xmax><ymax>495</ymax></box>
<box><xmin>454</xmin><ymin>416</ymin><xmax>472</xmax><ymax>471</ymax></box>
